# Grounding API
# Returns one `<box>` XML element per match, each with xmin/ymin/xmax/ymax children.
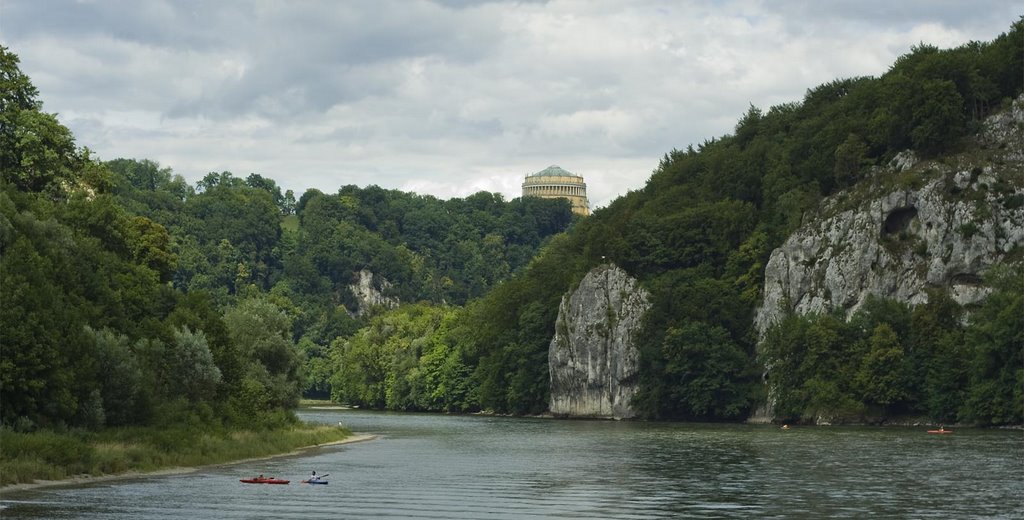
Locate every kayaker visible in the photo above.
<box><xmin>310</xmin><ymin>470</ymin><xmax>319</xmax><ymax>482</ymax></box>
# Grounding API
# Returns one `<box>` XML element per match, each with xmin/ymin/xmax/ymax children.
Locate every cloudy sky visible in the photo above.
<box><xmin>2</xmin><ymin>1</ymin><xmax>1019</xmax><ymax>208</ymax></box>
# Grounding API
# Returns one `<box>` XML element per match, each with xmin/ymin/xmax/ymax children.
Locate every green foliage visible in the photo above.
<box><xmin>328</xmin><ymin>304</ymin><xmax>470</xmax><ymax>412</ymax></box>
<box><xmin>170</xmin><ymin>327</ymin><xmax>223</xmax><ymax>402</ymax></box>
<box><xmin>833</xmin><ymin>133</ymin><xmax>870</xmax><ymax>189</ymax></box>
<box><xmin>759</xmin><ymin>311</ymin><xmax>857</xmax><ymax>421</ymax></box>
<box><xmin>224</xmin><ymin>297</ymin><xmax>302</xmax><ymax>412</ymax></box>
<box><xmin>854</xmin><ymin>324</ymin><xmax>910</xmax><ymax>405</ymax></box>
<box><xmin>185</xmin><ymin>172</ymin><xmax>283</xmax><ymax>289</ymax></box>
<box><xmin>0</xmin><ymin>51</ymin><xmax>309</xmax><ymax>431</ymax></box>
<box><xmin>290</xmin><ymin>187</ymin><xmax>571</xmax><ymax>311</ymax></box>
<box><xmin>0</xmin><ymin>47</ymin><xmax>90</xmax><ymax>197</ymax></box>
<box><xmin>657</xmin><ymin>322</ymin><xmax>756</xmax><ymax>419</ymax></box>
<box><xmin>761</xmin><ymin>279</ymin><xmax>1023</xmax><ymax>426</ymax></box>
<box><xmin>961</xmin><ymin>265</ymin><xmax>1024</xmax><ymax>425</ymax></box>
<box><xmin>85</xmin><ymin>327</ymin><xmax>146</xmax><ymax>427</ymax></box>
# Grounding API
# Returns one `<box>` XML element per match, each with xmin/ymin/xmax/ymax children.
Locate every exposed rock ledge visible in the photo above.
<box><xmin>548</xmin><ymin>264</ymin><xmax>651</xmax><ymax>419</ymax></box>
<box><xmin>348</xmin><ymin>269</ymin><xmax>399</xmax><ymax>317</ymax></box>
<box><xmin>756</xmin><ymin>96</ymin><xmax>1024</xmax><ymax>338</ymax></box>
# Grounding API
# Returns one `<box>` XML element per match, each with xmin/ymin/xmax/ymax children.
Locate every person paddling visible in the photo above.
<box><xmin>310</xmin><ymin>470</ymin><xmax>320</xmax><ymax>482</ymax></box>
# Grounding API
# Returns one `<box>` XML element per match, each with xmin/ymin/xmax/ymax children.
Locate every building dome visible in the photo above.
<box><xmin>527</xmin><ymin>165</ymin><xmax>582</xmax><ymax>179</ymax></box>
<box><xmin>522</xmin><ymin>165</ymin><xmax>590</xmax><ymax>216</ymax></box>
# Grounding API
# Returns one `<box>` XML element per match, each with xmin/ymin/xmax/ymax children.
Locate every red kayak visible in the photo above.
<box><xmin>240</xmin><ymin>477</ymin><xmax>290</xmax><ymax>484</ymax></box>
<box><xmin>927</xmin><ymin>429</ymin><xmax>953</xmax><ymax>434</ymax></box>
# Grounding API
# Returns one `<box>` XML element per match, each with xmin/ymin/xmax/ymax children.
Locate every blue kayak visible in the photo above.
<box><xmin>301</xmin><ymin>480</ymin><xmax>329</xmax><ymax>485</ymax></box>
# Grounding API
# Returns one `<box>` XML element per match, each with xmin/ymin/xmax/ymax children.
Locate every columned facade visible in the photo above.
<box><xmin>521</xmin><ymin>165</ymin><xmax>590</xmax><ymax>216</ymax></box>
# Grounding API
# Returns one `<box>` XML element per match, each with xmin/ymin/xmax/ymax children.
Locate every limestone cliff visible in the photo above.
<box><xmin>348</xmin><ymin>269</ymin><xmax>399</xmax><ymax>317</ymax></box>
<box><xmin>548</xmin><ymin>264</ymin><xmax>651</xmax><ymax>419</ymax></box>
<box><xmin>756</xmin><ymin>97</ymin><xmax>1024</xmax><ymax>337</ymax></box>
<box><xmin>752</xmin><ymin>97</ymin><xmax>1024</xmax><ymax>421</ymax></box>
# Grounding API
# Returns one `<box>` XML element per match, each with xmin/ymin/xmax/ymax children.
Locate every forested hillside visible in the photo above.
<box><xmin>2</xmin><ymin>20</ymin><xmax>1022</xmax><ymax>432</ymax></box>
<box><xmin>0</xmin><ymin>46</ymin><xmax>572</xmax><ymax>430</ymax></box>
<box><xmin>326</xmin><ymin>20</ymin><xmax>1023</xmax><ymax>424</ymax></box>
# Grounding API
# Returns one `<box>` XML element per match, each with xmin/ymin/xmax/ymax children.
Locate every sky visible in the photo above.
<box><xmin>1</xmin><ymin>1</ymin><xmax>1019</xmax><ymax>208</ymax></box>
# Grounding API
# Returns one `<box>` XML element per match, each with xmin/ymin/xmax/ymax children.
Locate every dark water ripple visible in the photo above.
<box><xmin>2</xmin><ymin>410</ymin><xmax>1022</xmax><ymax>519</ymax></box>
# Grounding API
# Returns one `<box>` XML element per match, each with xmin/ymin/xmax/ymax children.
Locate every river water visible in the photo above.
<box><xmin>2</xmin><ymin>409</ymin><xmax>1022</xmax><ymax>518</ymax></box>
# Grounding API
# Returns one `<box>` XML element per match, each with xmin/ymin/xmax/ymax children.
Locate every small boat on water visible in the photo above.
<box><xmin>240</xmin><ymin>477</ymin><xmax>290</xmax><ymax>484</ymax></box>
<box><xmin>927</xmin><ymin>428</ymin><xmax>953</xmax><ymax>434</ymax></box>
<box><xmin>301</xmin><ymin>479</ymin><xmax>329</xmax><ymax>485</ymax></box>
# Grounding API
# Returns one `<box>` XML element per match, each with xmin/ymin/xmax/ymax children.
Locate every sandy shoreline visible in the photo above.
<box><xmin>0</xmin><ymin>433</ymin><xmax>376</xmax><ymax>494</ymax></box>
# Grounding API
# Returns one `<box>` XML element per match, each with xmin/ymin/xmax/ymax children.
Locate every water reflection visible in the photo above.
<box><xmin>2</xmin><ymin>410</ymin><xmax>1022</xmax><ymax>519</ymax></box>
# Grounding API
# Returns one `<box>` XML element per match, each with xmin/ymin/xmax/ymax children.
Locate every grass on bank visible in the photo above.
<box><xmin>0</xmin><ymin>422</ymin><xmax>352</xmax><ymax>487</ymax></box>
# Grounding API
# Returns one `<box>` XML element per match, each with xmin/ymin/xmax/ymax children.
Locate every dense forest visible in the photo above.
<box><xmin>2</xmin><ymin>20</ymin><xmax>1022</xmax><ymax>434</ymax></box>
<box><xmin>0</xmin><ymin>45</ymin><xmax>573</xmax><ymax>430</ymax></box>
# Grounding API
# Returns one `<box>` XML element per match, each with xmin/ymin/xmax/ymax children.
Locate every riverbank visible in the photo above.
<box><xmin>0</xmin><ymin>433</ymin><xmax>374</xmax><ymax>494</ymax></box>
<box><xmin>0</xmin><ymin>422</ymin><xmax>372</xmax><ymax>492</ymax></box>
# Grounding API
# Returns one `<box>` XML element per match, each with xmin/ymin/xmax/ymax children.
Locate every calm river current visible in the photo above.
<box><xmin>2</xmin><ymin>409</ymin><xmax>1022</xmax><ymax>518</ymax></box>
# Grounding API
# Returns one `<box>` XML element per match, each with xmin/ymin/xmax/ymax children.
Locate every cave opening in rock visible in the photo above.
<box><xmin>950</xmin><ymin>272</ymin><xmax>984</xmax><ymax>286</ymax></box>
<box><xmin>883</xmin><ymin>206</ymin><xmax>918</xmax><ymax>235</ymax></box>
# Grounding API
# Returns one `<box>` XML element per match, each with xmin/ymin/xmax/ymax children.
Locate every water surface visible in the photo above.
<box><xmin>2</xmin><ymin>410</ymin><xmax>1021</xmax><ymax>518</ymax></box>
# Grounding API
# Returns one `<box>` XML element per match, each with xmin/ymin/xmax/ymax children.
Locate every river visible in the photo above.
<box><xmin>2</xmin><ymin>409</ymin><xmax>1022</xmax><ymax>518</ymax></box>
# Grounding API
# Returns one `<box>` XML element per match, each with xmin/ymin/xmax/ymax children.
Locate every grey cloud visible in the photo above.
<box><xmin>10</xmin><ymin>1</ymin><xmax>508</xmax><ymax>121</ymax></box>
<box><xmin>207</xmin><ymin>5</ymin><xmax>502</xmax><ymax>119</ymax></box>
<box><xmin>769</xmin><ymin>0</ymin><xmax>1020</xmax><ymax>32</ymax></box>
<box><xmin>4</xmin><ymin>0</ymin><xmax>230</xmax><ymax>50</ymax></box>
<box><xmin>432</xmin><ymin>0</ymin><xmax>550</xmax><ymax>9</ymax></box>
<box><xmin>3</xmin><ymin>0</ymin><xmax>1018</xmax><ymax>206</ymax></box>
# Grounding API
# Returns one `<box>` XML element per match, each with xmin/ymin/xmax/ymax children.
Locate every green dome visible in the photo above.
<box><xmin>527</xmin><ymin>165</ymin><xmax>580</xmax><ymax>178</ymax></box>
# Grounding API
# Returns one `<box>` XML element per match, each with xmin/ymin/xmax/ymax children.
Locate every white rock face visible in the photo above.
<box><xmin>756</xmin><ymin>178</ymin><xmax>1024</xmax><ymax>337</ymax></box>
<box><xmin>548</xmin><ymin>264</ymin><xmax>651</xmax><ymax>419</ymax></box>
<box><xmin>755</xmin><ymin>98</ymin><xmax>1024</xmax><ymax>338</ymax></box>
<box><xmin>348</xmin><ymin>269</ymin><xmax>399</xmax><ymax>316</ymax></box>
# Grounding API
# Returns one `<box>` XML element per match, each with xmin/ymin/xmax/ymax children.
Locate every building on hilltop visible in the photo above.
<box><xmin>521</xmin><ymin>165</ymin><xmax>590</xmax><ymax>216</ymax></box>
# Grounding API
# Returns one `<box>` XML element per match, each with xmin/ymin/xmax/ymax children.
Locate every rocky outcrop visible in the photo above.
<box><xmin>751</xmin><ymin>97</ymin><xmax>1024</xmax><ymax>423</ymax></box>
<box><xmin>548</xmin><ymin>264</ymin><xmax>651</xmax><ymax>419</ymax></box>
<box><xmin>348</xmin><ymin>269</ymin><xmax>399</xmax><ymax>316</ymax></box>
<box><xmin>755</xmin><ymin>97</ymin><xmax>1024</xmax><ymax>337</ymax></box>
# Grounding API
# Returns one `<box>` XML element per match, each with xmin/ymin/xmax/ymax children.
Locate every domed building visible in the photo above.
<box><xmin>521</xmin><ymin>165</ymin><xmax>590</xmax><ymax>216</ymax></box>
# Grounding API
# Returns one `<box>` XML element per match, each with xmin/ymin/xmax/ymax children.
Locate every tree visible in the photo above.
<box><xmin>833</xmin><ymin>133</ymin><xmax>869</xmax><ymax>189</ymax></box>
<box><xmin>106</xmin><ymin>158</ymin><xmax>173</xmax><ymax>192</ymax></box>
<box><xmin>961</xmin><ymin>266</ymin><xmax>1024</xmax><ymax>425</ymax></box>
<box><xmin>224</xmin><ymin>297</ymin><xmax>301</xmax><ymax>411</ymax></box>
<box><xmin>126</xmin><ymin>215</ymin><xmax>177</xmax><ymax>281</ymax></box>
<box><xmin>170</xmin><ymin>327</ymin><xmax>223</xmax><ymax>402</ymax></box>
<box><xmin>659</xmin><ymin>321</ymin><xmax>755</xmax><ymax>419</ymax></box>
<box><xmin>0</xmin><ymin>47</ymin><xmax>84</xmax><ymax>196</ymax></box>
<box><xmin>855</xmin><ymin>324</ymin><xmax>910</xmax><ymax>407</ymax></box>
<box><xmin>86</xmin><ymin>327</ymin><xmax>146</xmax><ymax>427</ymax></box>
<box><xmin>909</xmin><ymin>79</ymin><xmax>966</xmax><ymax>155</ymax></box>
<box><xmin>910</xmin><ymin>290</ymin><xmax>966</xmax><ymax>421</ymax></box>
